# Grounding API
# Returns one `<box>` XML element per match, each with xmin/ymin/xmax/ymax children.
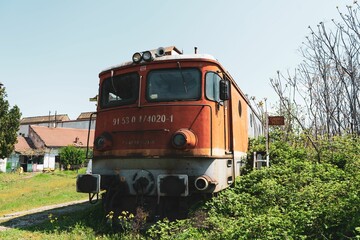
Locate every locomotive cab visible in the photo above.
<box><xmin>77</xmin><ymin>46</ymin><xmax>262</xmax><ymax>218</ymax></box>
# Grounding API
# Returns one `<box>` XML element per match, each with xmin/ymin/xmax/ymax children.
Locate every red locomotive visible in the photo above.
<box><xmin>77</xmin><ymin>46</ymin><xmax>263</xmax><ymax>218</ymax></box>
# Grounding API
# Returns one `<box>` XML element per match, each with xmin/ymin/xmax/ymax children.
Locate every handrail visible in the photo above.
<box><xmin>86</xmin><ymin>112</ymin><xmax>97</xmax><ymax>159</ymax></box>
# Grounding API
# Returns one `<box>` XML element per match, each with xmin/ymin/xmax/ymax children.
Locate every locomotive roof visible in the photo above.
<box><xmin>100</xmin><ymin>54</ymin><xmax>218</xmax><ymax>73</ymax></box>
<box><xmin>99</xmin><ymin>47</ymin><xmax>258</xmax><ymax>114</ymax></box>
<box><xmin>99</xmin><ymin>51</ymin><xmax>251</xmax><ymax>104</ymax></box>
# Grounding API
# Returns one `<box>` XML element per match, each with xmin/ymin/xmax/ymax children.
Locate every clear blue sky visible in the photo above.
<box><xmin>0</xmin><ymin>0</ymin><xmax>353</xmax><ymax>119</ymax></box>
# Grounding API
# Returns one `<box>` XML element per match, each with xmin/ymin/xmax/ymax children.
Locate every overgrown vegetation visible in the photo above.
<box><xmin>147</xmin><ymin>133</ymin><xmax>360</xmax><ymax>239</ymax></box>
<box><xmin>2</xmin><ymin>133</ymin><xmax>358</xmax><ymax>239</ymax></box>
<box><xmin>0</xmin><ymin>192</ymin><xmax>144</xmax><ymax>239</ymax></box>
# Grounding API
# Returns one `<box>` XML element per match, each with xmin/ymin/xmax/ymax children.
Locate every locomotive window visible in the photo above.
<box><xmin>146</xmin><ymin>68</ymin><xmax>201</xmax><ymax>102</ymax></box>
<box><xmin>205</xmin><ymin>72</ymin><xmax>222</xmax><ymax>102</ymax></box>
<box><xmin>238</xmin><ymin>100</ymin><xmax>242</xmax><ymax>117</ymax></box>
<box><xmin>100</xmin><ymin>72</ymin><xmax>139</xmax><ymax>108</ymax></box>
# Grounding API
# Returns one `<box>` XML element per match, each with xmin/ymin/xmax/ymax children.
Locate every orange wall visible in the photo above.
<box><xmin>230</xmin><ymin>84</ymin><xmax>249</xmax><ymax>153</ymax></box>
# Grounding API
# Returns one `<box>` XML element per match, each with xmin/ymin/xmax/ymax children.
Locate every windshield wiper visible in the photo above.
<box><xmin>177</xmin><ymin>62</ymin><xmax>188</xmax><ymax>93</ymax></box>
<box><xmin>110</xmin><ymin>70</ymin><xmax>119</xmax><ymax>98</ymax></box>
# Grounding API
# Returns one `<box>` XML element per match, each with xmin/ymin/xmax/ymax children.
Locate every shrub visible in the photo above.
<box><xmin>58</xmin><ymin>145</ymin><xmax>86</xmax><ymax>169</ymax></box>
<box><xmin>145</xmin><ymin>134</ymin><xmax>360</xmax><ymax>239</ymax></box>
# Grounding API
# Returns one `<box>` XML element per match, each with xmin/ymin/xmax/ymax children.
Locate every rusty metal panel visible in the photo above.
<box><xmin>94</xmin><ymin>105</ymin><xmax>212</xmax><ymax>158</ymax></box>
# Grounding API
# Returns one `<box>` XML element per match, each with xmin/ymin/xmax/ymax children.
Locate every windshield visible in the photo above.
<box><xmin>146</xmin><ymin>68</ymin><xmax>201</xmax><ymax>102</ymax></box>
<box><xmin>100</xmin><ymin>72</ymin><xmax>139</xmax><ymax>108</ymax></box>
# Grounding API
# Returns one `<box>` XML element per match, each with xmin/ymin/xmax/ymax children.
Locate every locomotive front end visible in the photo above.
<box><xmin>77</xmin><ymin>47</ymin><xmax>242</xmax><ymax>217</ymax></box>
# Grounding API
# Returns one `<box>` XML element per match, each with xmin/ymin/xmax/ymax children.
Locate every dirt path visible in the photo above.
<box><xmin>0</xmin><ymin>199</ymin><xmax>94</xmax><ymax>231</ymax></box>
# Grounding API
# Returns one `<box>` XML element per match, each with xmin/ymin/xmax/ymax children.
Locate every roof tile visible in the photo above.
<box><xmin>30</xmin><ymin>125</ymin><xmax>94</xmax><ymax>148</ymax></box>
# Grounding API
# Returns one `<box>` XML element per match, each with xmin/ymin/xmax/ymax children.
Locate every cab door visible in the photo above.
<box><xmin>204</xmin><ymin>70</ymin><xmax>231</xmax><ymax>156</ymax></box>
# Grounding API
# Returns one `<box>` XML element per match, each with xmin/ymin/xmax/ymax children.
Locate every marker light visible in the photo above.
<box><xmin>142</xmin><ymin>51</ymin><xmax>153</xmax><ymax>62</ymax></box>
<box><xmin>172</xmin><ymin>129</ymin><xmax>197</xmax><ymax>149</ymax></box>
<box><xmin>132</xmin><ymin>52</ymin><xmax>142</xmax><ymax>64</ymax></box>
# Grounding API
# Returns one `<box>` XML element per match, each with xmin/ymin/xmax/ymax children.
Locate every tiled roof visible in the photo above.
<box><xmin>30</xmin><ymin>125</ymin><xmax>94</xmax><ymax>148</ymax></box>
<box><xmin>77</xmin><ymin>112</ymin><xmax>97</xmax><ymax>120</ymax></box>
<box><xmin>14</xmin><ymin>136</ymin><xmax>43</xmax><ymax>155</ymax></box>
<box><xmin>14</xmin><ymin>136</ymin><xmax>32</xmax><ymax>153</ymax></box>
<box><xmin>20</xmin><ymin>114</ymin><xmax>70</xmax><ymax>125</ymax></box>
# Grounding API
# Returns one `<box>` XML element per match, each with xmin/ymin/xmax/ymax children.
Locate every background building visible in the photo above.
<box><xmin>0</xmin><ymin>112</ymin><xmax>96</xmax><ymax>173</ymax></box>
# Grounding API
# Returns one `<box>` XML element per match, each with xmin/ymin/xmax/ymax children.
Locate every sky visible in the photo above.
<box><xmin>0</xmin><ymin>0</ymin><xmax>354</xmax><ymax>119</ymax></box>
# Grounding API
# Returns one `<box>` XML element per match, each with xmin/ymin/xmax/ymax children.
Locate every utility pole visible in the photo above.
<box><xmin>264</xmin><ymin>98</ymin><xmax>269</xmax><ymax>167</ymax></box>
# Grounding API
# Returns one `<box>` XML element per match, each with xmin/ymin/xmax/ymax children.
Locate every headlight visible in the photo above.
<box><xmin>94</xmin><ymin>132</ymin><xmax>113</xmax><ymax>151</ymax></box>
<box><xmin>132</xmin><ymin>52</ymin><xmax>142</xmax><ymax>64</ymax></box>
<box><xmin>171</xmin><ymin>129</ymin><xmax>197</xmax><ymax>149</ymax></box>
<box><xmin>173</xmin><ymin>134</ymin><xmax>186</xmax><ymax>147</ymax></box>
<box><xmin>142</xmin><ymin>51</ymin><xmax>153</xmax><ymax>62</ymax></box>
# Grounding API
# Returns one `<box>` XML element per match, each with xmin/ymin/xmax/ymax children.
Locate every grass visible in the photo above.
<box><xmin>0</xmin><ymin>200</ymin><xmax>139</xmax><ymax>240</ymax></box>
<box><xmin>0</xmin><ymin>169</ymin><xmax>142</xmax><ymax>239</ymax></box>
<box><xmin>0</xmin><ymin>169</ymin><xmax>87</xmax><ymax>216</ymax></box>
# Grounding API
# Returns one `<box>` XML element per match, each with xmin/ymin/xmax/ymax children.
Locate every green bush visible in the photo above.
<box><xmin>58</xmin><ymin>145</ymin><xmax>86</xmax><ymax>169</ymax></box>
<box><xmin>145</xmin><ymin>134</ymin><xmax>360</xmax><ymax>239</ymax></box>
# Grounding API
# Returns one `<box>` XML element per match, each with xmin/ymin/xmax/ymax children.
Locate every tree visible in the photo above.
<box><xmin>59</xmin><ymin>145</ymin><xmax>86</xmax><ymax>169</ymax></box>
<box><xmin>0</xmin><ymin>86</ymin><xmax>21</xmax><ymax>159</ymax></box>
<box><xmin>271</xmin><ymin>3</ymin><xmax>360</xmax><ymax>138</ymax></box>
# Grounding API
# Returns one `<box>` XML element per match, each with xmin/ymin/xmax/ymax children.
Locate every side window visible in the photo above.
<box><xmin>205</xmin><ymin>72</ymin><xmax>222</xmax><ymax>101</ymax></box>
<box><xmin>238</xmin><ymin>100</ymin><xmax>242</xmax><ymax>117</ymax></box>
<box><xmin>100</xmin><ymin>72</ymin><xmax>139</xmax><ymax>108</ymax></box>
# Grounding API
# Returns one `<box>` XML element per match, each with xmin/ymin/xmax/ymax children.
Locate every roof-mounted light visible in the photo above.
<box><xmin>132</xmin><ymin>52</ymin><xmax>142</xmax><ymax>64</ymax></box>
<box><xmin>156</xmin><ymin>47</ymin><xmax>165</xmax><ymax>57</ymax></box>
<box><xmin>142</xmin><ymin>51</ymin><xmax>153</xmax><ymax>62</ymax></box>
